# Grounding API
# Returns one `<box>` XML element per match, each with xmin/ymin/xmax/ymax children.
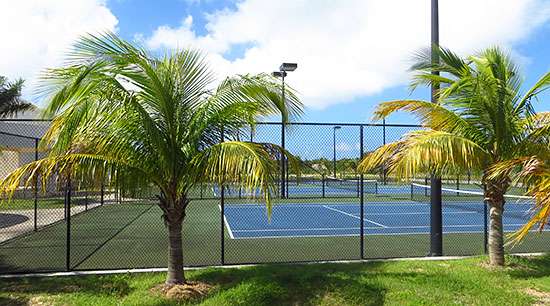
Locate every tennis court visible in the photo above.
<box><xmin>223</xmin><ymin>201</ymin><xmax>536</xmax><ymax>239</ymax></box>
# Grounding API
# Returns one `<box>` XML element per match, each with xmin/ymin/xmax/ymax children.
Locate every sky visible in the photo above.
<box><xmin>2</xmin><ymin>0</ymin><xmax>550</xmax><ymax>126</ymax></box>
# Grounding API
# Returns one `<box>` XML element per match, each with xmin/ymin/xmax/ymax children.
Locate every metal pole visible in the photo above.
<box><xmin>360</xmin><ymin>126</ymin><xmax>364</xmax><ymax>259</ymax></box>
<box><xmin>456</xmin><ymin>170</ymin><xmax>460</xmax><ymax>196</ymax></box>
<box><xmin>100</xmin><ymin>179</ymin><xmax>104</xmax><ymax>206</ymax></box>
<box><xmin>34</xmin><ymin>138</ymin><xmax>38</xmax><ymax>231</ymax></box>
<box><xmin>65</xmin><ymin>174</ymin><xmax>71</xmax><ymax>271</ymax></box>
<box><xmin>85</xmin><ymin>181</ymin><xmax>88</xmax><ymax>211</ymax></box>
<box><xmin>383</xmin><ymin>118</ymin><xmax>387</xmax><ymax>185</ymax></box>
<box><xmin>322</xmin><ymin>174</ymin><xmax>325</xmax><ymax>198</ymax></box>
<box><xmin>429</xmin><ymin>0</ymin><xmax>443</xmax><ymax>257</ymax></box>
<box><xmin>281</xmin><ymin>74</ymin><xmax>286</xmax><ymax>199</ymax></box>
<box><xmin>484</xmin><ymin>185</ymin><xmax>488</xmax><ymax>253</ymax></box>
<box><xmin>220</xmin><ymin>126</ymin><xmax>225</xmax><ymax>265</ymax></box>
<box><xmin>333</xmin><ymin>128</ymin><xmax>337</xmax><ymax>177</ymax></box>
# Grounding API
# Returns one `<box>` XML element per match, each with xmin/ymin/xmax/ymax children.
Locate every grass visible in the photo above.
<box><xmin>1</xmin><ymin>255</ymin><xmax>550</xmax><ymax>305</ymax></box>
<box><xmin>0</xmin><ymin>196</ymin><xmax>90</xmax><ymax>210</ymax></box>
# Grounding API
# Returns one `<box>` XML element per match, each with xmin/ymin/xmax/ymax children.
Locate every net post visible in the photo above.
<box><xmin>456</xmin><ymin>170</ymin><xmax>460</xmax><ymax>196</ymax></box>
<box><xmin>360</xmin><ymin>125</ymin><xmax>364</xmax><ymax>259</ymax></box>
<box><xmin>411</xmin><ymin>184</ymin><xmax>414</xmax><ymax>201</ymax></box>
<box><xmin>425</xmin><ymin>176</ymin><xmax>428</xmax><ymax>196</ymax></box>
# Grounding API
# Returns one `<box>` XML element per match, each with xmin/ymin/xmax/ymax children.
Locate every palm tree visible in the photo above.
<box><xmin>358</xmin><ymin>46</ymin><xmax>550</xmax><ymax>266</ymax></box>
<box><xmin>0</xmin><ymin>77</ymin><xmax>35</xmax><ymax>117</ymax></box>
<box><xmin>0</xmin><ymin>32</ymin><xmax>304</xmax><ymax>285</ymax></box>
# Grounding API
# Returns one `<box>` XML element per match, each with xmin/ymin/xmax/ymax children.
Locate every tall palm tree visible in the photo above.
<box><xmin>358</xmin><ymin>46</ymin><xmax>550</xmax><ymax>266</ymax></box>
<box><xmin>0</xmin><ymin>32</ymin><xmax>304</xmax><ymax>285</ymax></box>
<box><xmin>0</xmin><ymin>77</ymin><xmax>35</xmax><ymax>117</ymax></box>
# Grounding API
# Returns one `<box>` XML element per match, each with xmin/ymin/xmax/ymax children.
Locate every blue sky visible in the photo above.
<box><xmin>2</xmin><ymin>0</ymin><xmax>550</xmax><ymax>126</ymax></box>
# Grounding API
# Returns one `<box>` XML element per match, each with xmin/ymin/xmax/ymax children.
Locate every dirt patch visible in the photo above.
<box><xmin>408</xmin><ymin>267</ymin><xmax>424</xmax><ymax>272</ymax></box>
<box><xmin>525</xmin><ymin>287</ymin><xmax>550</xmax><ymax>305</ymax></box>
<box><xmin>28</xmin><ymin>294</ymin><xmax>60</xmax><ymax>306</ymax></box>
<box><xmin>151</xmin><ymin>281</ymin><xmax>213</xmax><ymax>301</ymax></box>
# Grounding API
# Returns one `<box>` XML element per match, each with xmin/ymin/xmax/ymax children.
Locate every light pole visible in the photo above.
<box><xmin>333</xmin><ymin>126</ymin><xmax>341</xmax><ymax>177</ymax></box>
<box><xmin>272</xmin><ymin>63</ymin><xmax>297</xmax><ymax>198</ymax></box>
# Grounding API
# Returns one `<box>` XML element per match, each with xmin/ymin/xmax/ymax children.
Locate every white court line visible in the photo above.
<box><xmin>232</xmin><ymin>223</ymin><xmax>528</xmax><ymax>233</ymax></box>
<box><xmin>223</xmin><ymin>203</ymin><xmax>427</xmax><ymax>209</ymax></box>
<box><xmin>366</xmin><ymin>211</ymin><xmax>478</xmax><ymax>216</ymax></box>
<box><xmin>229</xmin><ymin>229</ymin><xmax>550</xmax><ymax>239</ymax></box>
<box><xmin>218</xmin><ymin>205</ymin><xmax>235</xmax><ymax>239</ymax></box>
<box><xmin>323</xmin><ymin>205</ymin><xmax>388</xmax><ymax>228</ymax></box>
<box><xmin>233</xmin><ymin>227</ymin><xmax>359</xmax><ymax>233</ymax></box>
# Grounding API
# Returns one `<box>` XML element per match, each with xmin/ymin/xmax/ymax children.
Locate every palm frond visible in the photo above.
<box><xmin>358</xmin><ymin>130</ymin><xmax>491</xmax><ymax>180</ymax></box>
<box><xmin>191</xmin><ymin>141</ymin><xmax>300</xmax><ymax>220</ymax></box>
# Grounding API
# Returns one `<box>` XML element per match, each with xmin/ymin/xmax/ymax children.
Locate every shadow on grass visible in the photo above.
<box><xmin>193</xmin><ymin>261</ymin><xmax>388</xmax><ymax>305</ymax></box>
<box><xmin>506</xmin><ymin>254</ymin><xmax>550</xmax><ymax>279</ymax></box>
<box><xmin>0</xmin><ymin>296</ymin><xmax>26</xmax><ymax>306</ymax></box>
<box><xmin>0</xmin><ymin>272</ymin><xmax>132</xmax><ymax>302</ymax></box>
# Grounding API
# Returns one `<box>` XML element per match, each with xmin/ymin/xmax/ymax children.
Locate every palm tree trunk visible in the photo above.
<box><xmin>488</xmin><ymin>204</ymin><xmax>505</xmax><ymax>266</ymax></box>
<box><xmin>166</xmin><ymin>220</ymin><xmax>186</xmax><ymax>285</ymax></box>
<box><xmin>485</xmin><ymin>176</ymin><xmax>510</xmax><ymax>266</ymax></box>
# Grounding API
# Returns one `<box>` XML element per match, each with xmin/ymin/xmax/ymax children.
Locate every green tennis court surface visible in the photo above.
<box><xmin>2</xmin><ymin>188</ymin><xmax>550</xmax><ymax>274</ymax></box>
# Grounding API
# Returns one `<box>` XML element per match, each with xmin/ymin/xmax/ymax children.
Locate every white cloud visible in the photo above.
<box><xmin>143</xmin><ymin>0</ymin><xmax>550</xmax><ymax>110</ymax></box>
<box><xmin>0</xmin><ymin>0</ymin><xmax>118</xmax><ymax>103</ymax></box>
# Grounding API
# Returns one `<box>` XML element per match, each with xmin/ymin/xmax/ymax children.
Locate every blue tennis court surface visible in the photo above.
<box><xmin>222</xmin><ymin>202</ymin><xmax>538</xmax><ymax>239</ymax></box>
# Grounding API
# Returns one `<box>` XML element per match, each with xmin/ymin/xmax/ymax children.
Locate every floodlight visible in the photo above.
<box><xmin>280</xmin><ymin>63</ymin><xmax>297</xmax><ymax>72</ymax></box>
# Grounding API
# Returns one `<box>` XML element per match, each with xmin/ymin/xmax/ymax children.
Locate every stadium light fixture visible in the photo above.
<box><xmin>272</xmin><ymin>63</ymin><xmax>297</xmax><ymax>198</ymax></box>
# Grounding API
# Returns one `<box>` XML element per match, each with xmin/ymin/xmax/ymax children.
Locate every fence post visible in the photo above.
<box><xmin>430</xmin><ymin>173</ymin><xmax>443</xmax><ymax>256</ymax></box>
<box><xmin>360</xmin><ymin>125</ymin><xmax>364</xmax><ymax>259</ymax></box>
<box><xmin>322</xmin><ymin>174</ymin><xmax>325</xmax><ymax>198</ymax></box>
<box><xmin>220</xmin><ymin>126</ymin><xmax>225</xmax><ymax>265</ymax></box>
<box><xmin>382</xmin><ymin>119</ymin><xmax>387</xmax><ymax>185</ymax></box>
<box><xmin>281</xmin><ymin>122</ymin><xmax>285</xmax><ymax>199</ymax></box>
<box><xmin>100</xmin><ymin>179</ymin><xmax>104</xmax><ymax>206</ymax></box>
<box><xmin>65</xmin><ymin>174</ymin><xmax>71</xmax><ymax>271</ymax></box>
<box><xmin>483</xmin><ymin>184</ymin><xmax>488</xmax><ymax>253</ymax></box>
<box><xmin>34</xmin><ymin>138</ymin><xmax>38</xmax><ymax>231</ymax></box>
<box><xmin>85</xmin><ymin>180</ymin><xmax>88</xmax><ymax>212</ymax></box>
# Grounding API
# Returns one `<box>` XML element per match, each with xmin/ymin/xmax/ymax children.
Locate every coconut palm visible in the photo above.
<box><xmin>0</xmin><ymin>77</ymin><xmax>35</xmax><ymax>117</ymax></box>
<box><xmin>358</xmin><ymin>46</ymin><xmax>550</xmax><ymax>266</ymax></box>
<box><xmin>0</xmin><ymin>32</ymin><xmax>304</xmax><ymax>285</ymax></box>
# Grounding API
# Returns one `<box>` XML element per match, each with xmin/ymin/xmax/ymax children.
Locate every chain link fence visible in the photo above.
<box><xmin>0</xmin><ymin>120</ymin><xmax>549</xmax><ymax>274</ymax></box>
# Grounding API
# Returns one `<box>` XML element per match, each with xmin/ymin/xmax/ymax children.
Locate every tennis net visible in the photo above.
<box><xmin>410</xmin><ymin>183</ymin><xmax>536</xmax><ymax>222</ymax></box>
<box><xmin>325</xmin><ymin>176</ymin><xmax>378</xmax><ymax>194</ymax></box>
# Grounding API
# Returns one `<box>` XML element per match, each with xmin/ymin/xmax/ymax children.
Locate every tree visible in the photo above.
<box><xmin>358</xmin><ymin>46</ymin><xmax>550</xmax><ymax>266</ymax></box>
<box><xmin>0</xmin><ymin>32</ymin><xmax>304</xmax><ymax>285</ymax></box>
<box><xmin>0</xmin><ymin>77</ymin><xmax>35</xmax><ymax>117</ymax></box>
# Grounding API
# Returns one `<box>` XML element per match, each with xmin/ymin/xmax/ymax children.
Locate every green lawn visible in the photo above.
<box><xmin>0</xmin><ymin>196</ymin><xmax>91</xmax><ymax>210</ymax></box>
<box><xmin>1</xmin><ymin>255</ymin><xmax>550</xmax><ymax>305</ymax></box>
